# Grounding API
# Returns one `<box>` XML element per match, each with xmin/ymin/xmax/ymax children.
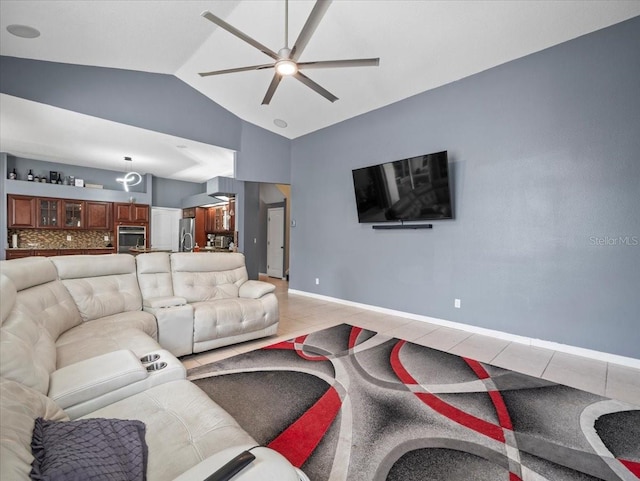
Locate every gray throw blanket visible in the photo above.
<box><xmin>30</xmin><ymin>417</ymin><xmax>148</xmax><ymax>481</ymax></box>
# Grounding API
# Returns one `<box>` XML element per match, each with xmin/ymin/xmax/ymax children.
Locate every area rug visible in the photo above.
<box><xmin>188</xmin><ymin>323</ymin><xmax>640</xmax><ymax>481</ymax></box>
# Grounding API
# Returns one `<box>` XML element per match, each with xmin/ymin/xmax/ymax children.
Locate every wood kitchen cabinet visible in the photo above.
<box><xmin>37</xmin><ymin>199</ymin><xmax>61</xmax><ymax>229</ymax></box>
<box><xmin>63</xmin><ymin>200</ymin><xmax>84</xmax><ymax>229</ymax></box>
<box><xmin>85</xmin><ymin>201</ymin><xmax>112</xmax><ymax>230</ymax></box>
<box><xmin>7</xmin><ymin>195</ymin><xmax>37</xmax><ymax>228</ymax></box>
<box><xmin>205</xmin><ymin>207</ymin><xmax>217</xmax><ymax>233</ymax></box>
<box><xmin>5</xmin><ymin>250</ymin><xmax>33</xmax><ymax>260</ymax></box>
<box><xmin>204</xmin><ymin>202</ymin><xmax>235</xmax><ymax>234</ymax></box>
<box><xmin>33</xmin><ymin>249</ymin><xmax>59</xmax><ymax>257</ymax></box>
<box><xmin>114</xmin><ymin>203</ymin><xmax>149</xmax><ymax>224</ymax></box>
<box><xmin>6</xmin><ymin>248</ymin><xmax>116</xmax><ymax>259</ymax></box>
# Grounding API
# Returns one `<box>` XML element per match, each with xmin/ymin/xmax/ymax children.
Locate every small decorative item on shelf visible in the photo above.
<box><xmin>56</xmin><ymin>173</ymin><xmax>63</xmax><ymax>184</ymax></box>
<box><xmin>8</xmin><ymin>168</ymin><xmax>17</xmax><ymax>180</ymax></box>
<box><xmin>34</xmin><ymin>174</ymin><xmax>40</xmax><ymax>182</ymax></box>
<box><xmin>63</xmin><ymin>176</ymin><xmax>70</xmax><ymax>185</ymax></box>
<box><xmin>74</xmin><ymin>178</ymin><xmax>84</xmax><ymax>187</ymax></box>
<box><xmin>40</xmin><ymin>176</ymin><xmax>47</xmax><ymax>183</ymax></box>
<box><xmin>27</xmin><ymin>170</ymin><xmax>34</xmax><ymax>181</ymax></box>
<box><xmin>49</xmin><ymin>171</ymin><xmax>58</xmax><ymax>183</ymax></box>
<box><xmin>69</xmin><ymin>176</ymin><xmax>75</xmax><ymax>186</ymax></box>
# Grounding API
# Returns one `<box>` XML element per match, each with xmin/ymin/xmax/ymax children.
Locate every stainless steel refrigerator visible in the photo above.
<box><xmin>178</xmin><ymin>218</ymin><xmax>195</xmax><ymax>252</ymax></box>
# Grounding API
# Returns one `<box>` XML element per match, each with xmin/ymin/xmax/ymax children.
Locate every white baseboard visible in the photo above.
<box><xmin>287</xmin><ymin>288</ymin><xmax>640</xmax><ymax>370</ymax></box>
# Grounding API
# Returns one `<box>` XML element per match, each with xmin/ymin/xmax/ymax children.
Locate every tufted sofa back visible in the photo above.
<box><xmin>0</xmin><ymin>379</ymin><xmax>69</xmax><ymax>480</ymax></box>
<box><xmin>0</xmin><ymin>257</ymin><xmax>82</xmax><ymax>394</ymax></box>
<box><xmin>170</xmin><ymin>253</ymin><xmax>249</xmax><ymax>302</ymax></box>
<box><xmin>135</xmin><ymin>252</ymin><xmax>174</xmax><ymax>299</ymax></box>
<box><xmin>51</xmin><ymin>254</ymin><xmax>143</xmax><ymax>322</ymax></box>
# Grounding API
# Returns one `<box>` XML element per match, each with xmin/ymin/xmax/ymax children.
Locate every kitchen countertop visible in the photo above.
<box><xmin>200</xmin><ymin>247</ymin><xmax>235</xmax><ymax>253</ymax></box>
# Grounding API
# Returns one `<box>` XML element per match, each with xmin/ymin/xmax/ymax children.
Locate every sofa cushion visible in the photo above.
<box><xmin>1</xmin><ymin>301</ymin><xmax>57</xmax><ymax>394</ymax></box>
<box><xmin>191</xmin><ymin>299</ymin><xmax>270</xmax><ymax>343</ymax></box>
<box><xmin>56</xmin><ymin>325</ymin><xmax>160</xmax><ymax>369</ymax></box>
<box><xmin>81</xmin><ymin>380</ymin><xmax>256</xmax><ymax>481</ymax></box>
<box><xmin>0</xmin><ymin>275</ymin><xmax>16</xmax><ymax>325</ymax></box>
<box><xmin>1</xmin><ymin>258</ymin><xmax>83</xmax><ymax>348</ymax></box>
<box><xmin>30</xmin><ymin>417</ymin><xmax>148</xmax><ymax>481</ymax></box>
<box><xmin>0</xmin><ymin>256</ymin><xmax>58</xmax><ymax>291</ymax></box>
<box><xmin>51</xmin><ymin>255</ymin><xmax>143</xmax><ymax>322</ymax></box>
<box><xmin>0</xmin><ymin>379</ymin><xmax>69</xmax><ymax>481</ymax></box>
<box><xmin>136</xmin><ymin>252</ymin><xmax>175</xmax><ymax>299</ymax></box>
<box><xmin>171</xmin><ymin>253</ymin><xmax>249</xmax><ymax>302</ymax></box>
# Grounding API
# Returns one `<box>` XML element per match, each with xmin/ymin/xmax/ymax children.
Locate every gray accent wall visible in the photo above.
<box><xmin>0</xmin><ymin>56</ymin><xmax>242</xmax><ymax>152</ymax></box>
<box><xmin>152</xmin><ymin>177</ymin><xmax>204</xmax><ymax>208</ymax></box>
<box><xmin>290</xmin><ymin>16</ymin><xmax>640</xmax><ymax>358</ymax></box>
<box><xmin>237</xmin><ymin>123</ymin><xmax>291</xmax><ymax>184</ymax></box>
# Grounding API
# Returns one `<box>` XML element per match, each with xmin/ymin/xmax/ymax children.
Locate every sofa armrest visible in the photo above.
<box><xmin>48</xmin><ymin>350</ymin><xmax>147</xmax><ymax>409</ymax></box>
<box><xmin>172</xmin><ymin>445</ymin><xmax>305</xmax><ymax>481</ymax></box>
<box><xmin>239</xmin><ymin>280</ymin><xmax>276</xmax><ymax>299</ymax></box>
<box><xmin>144</xmin><ymin>303</ymin><xmax>194</xmax><ymax>357</ymax></box>
<box><xmin>143</xmin><ymin>296</ymin><xmax>187</xmax><ymax>308</ymax></box>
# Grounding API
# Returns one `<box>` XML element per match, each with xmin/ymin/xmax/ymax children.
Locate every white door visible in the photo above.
<box><xmin>151</xmin><ymin>207</ymin><xmax>181</xmax><ymax>251</ymax></box>
<box><xmin>267</xmin><ymin>207</ymin><xmax>285</xmax><ymax>278</ymax></box>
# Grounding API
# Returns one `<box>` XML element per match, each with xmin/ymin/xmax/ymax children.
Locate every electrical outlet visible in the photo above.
<box><xmin>66</xmin><ymin>235</ymin><xmax>72</xmax><ymax>241</ymax></box>
<box><xmin>454</xmin><ymin>299</ymin><xmax>461</xmax><ymax>309</ymax></box>
<box><xmin>315</xmin><ymin>278</ymin><xmax>320</xmax><ymax>285</ymax></box>
<box><xmin>104</xmin><ymin>235</ymin><xmax>109</xmax><ymax>241</ymax></box>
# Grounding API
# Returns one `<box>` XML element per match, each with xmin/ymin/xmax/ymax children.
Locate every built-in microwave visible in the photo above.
<box><xmin>117</xmin><ymin>225</ymin><xmax>147</xmax><ymax>253</ymax></box>
<box><xmin>214</xmin><ymin>236</ymin><xmax>229</xmax><ymax>249</ymax></box>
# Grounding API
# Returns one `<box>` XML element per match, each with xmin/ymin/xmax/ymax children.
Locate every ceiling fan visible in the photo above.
<box><xmin>199</xmin><ymin>0</ymin><xmax>380</xmax><ymax>105</ymax></box>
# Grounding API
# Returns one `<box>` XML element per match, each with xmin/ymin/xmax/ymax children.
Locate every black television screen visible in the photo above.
<box><xmin>352</xmin><ymin>151</ymin><xmax>452</xmax><ymax>223</ymax></box>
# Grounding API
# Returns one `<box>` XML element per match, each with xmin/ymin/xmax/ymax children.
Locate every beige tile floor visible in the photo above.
<box><xmin>183</xmin><ymin>276</ymin><xmax>640</xmax><ymax>406</ymax></box>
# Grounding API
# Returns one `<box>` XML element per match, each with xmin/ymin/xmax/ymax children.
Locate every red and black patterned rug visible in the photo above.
<box><xmin>188</xmin><ymin>323</ymin><xmax>640</xmax><ymax>481</ymax></box>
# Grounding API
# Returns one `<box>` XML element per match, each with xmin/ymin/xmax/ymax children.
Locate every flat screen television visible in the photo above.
<box><xmin>352</xmin><ymin>151</ymin><xmax>453</xmax><ymax>223</ymax></box>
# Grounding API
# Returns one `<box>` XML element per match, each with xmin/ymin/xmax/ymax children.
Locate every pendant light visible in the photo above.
<box><xmin>116</xmin><ymin>156</ymin><xmax>142</xmax><ymax>192</ymax></box>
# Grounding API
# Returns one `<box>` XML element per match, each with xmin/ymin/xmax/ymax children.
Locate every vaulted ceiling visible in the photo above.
<box><xmin>1</xmin><ymin>1</ymin><xmax>639</xmax><ymax>181</ymax></box>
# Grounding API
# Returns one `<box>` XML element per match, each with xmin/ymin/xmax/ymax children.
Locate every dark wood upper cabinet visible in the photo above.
<box><xmin>133</xmin><ymin>205</ymin><xmax>149</xmax><ymax>223</ymax></box>
<box><xmin>114</xmin><ymin>203</ymin><xmax>149</xmax><ymax>224</ymax></box>
<box><xmin>36</xmin><ymin>198</ymin><xmax>61</xmax><ymax>229</ymax></box>
<box><xmin>7</xmin><ymin>195</ymin><xmax>37</xmax><ymax>228</ymax></box>
<box><xmin>85</xmin><ymin>201</ymin><xmax>112</xmax><ymax>230</ymax></box>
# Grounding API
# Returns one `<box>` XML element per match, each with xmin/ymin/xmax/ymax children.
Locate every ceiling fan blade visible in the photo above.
<box><xmin>290</xmin><ymin>0</ymin><xmax>333</xmax><ymax>61</ymax></box>
<box><xmin>297</xmin><ymin>58</ymin><xmax>380</xmax><ymax>70</ymax></box>
<box><xmin>293</xmin><ymin>72</ymin><xmax>338</xmax><ymax>102</ymax></box>
<box><xmin>262</xmin><ymin>74</ymin><xmax>283</xmax><ymax>105</ymax></box>
<box><xmin>201</xmin><ymin>11</ymin><xmax>280</xmax><ymax>61</ymax></box>
<box><xmin>199</xmin><ymin>63</ymin><xmax>275</xmax><ymax>77</ymax></box>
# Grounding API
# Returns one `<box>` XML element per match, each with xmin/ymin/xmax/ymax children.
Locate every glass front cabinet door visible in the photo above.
<box><xmin>37</xmin><ymin>199</ymin><xmax>60</xmax><ymax>228</ymax></box>
<box><xmin>64</xmin><ymin>201</ymin><xmax>84</xmax><ymax>229</ymax></box>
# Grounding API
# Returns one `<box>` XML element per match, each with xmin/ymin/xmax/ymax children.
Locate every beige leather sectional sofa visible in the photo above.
<box><xmin>0</xmin><ymin>253</ymin><xmax>303</xmax><ymax>481</ymax></box>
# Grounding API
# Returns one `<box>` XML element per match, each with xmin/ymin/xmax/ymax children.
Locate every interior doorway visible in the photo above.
<box><xmin>267</xmin><ymin>206</ymin><xmax>285</xmax><ymax>278</ymax></box>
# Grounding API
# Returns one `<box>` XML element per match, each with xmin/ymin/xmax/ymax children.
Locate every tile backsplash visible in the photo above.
<box><xmin>8</xmin><ymin>229</ymin><xmax>113</xmax><ymax>249</ymax></box>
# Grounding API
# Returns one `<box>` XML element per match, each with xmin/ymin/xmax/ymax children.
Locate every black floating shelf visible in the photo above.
<box><xmin>372</xmin><ymin>224</ymin><xmax>433</xmax><ymax>230</ymax></box>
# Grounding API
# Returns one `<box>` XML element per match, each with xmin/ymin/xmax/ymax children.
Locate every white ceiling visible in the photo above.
<box><xmin>0</xmin><ymin>94</ymin><xmax>235</xmax><ymax>182</ymax></box>
<box><xmin>1</xmin><ymin>0</ymin><xmax>639</xmax><ymax>181</ymax></box>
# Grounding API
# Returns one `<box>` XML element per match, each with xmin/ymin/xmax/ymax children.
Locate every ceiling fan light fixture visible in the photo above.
<box><xmin>275</xmin><ymin>59</ymin><xmax>298</xmax><ymax>76</ymax></box>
